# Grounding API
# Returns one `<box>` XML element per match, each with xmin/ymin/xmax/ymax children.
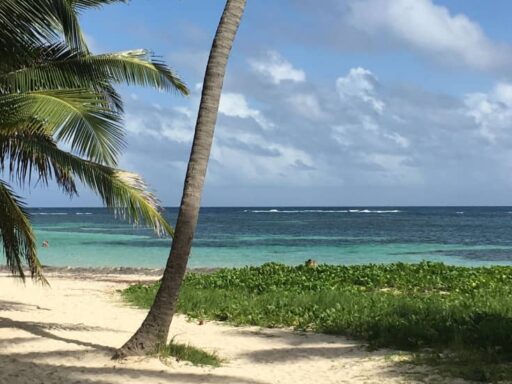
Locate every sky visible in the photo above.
<box><xmin>21</xmin><ymin>0</ymin><xmax>512</xmax><ymax>207</ymax></box>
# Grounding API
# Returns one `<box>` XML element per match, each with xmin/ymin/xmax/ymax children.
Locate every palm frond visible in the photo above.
<box><xmin>0</xmin><ymin>132</ymin><xmax>172</xmax><ymax>236</ymax></box>
<box><xmin>0</xmin><ymin>0</ymin><xmax>182</xmax><ymax>282</ymax></box>
<box><xmin>69</xmin><ymin>0</ymin><xmax>128</xmax><ymax>10</ymax></box>
<box><xmin>52</xmin><ymin>0</ymin><xmax>88</xmax><ymax>51</ymax></box>
<box><xmin>0</xmin><ymin>90</ymin><xmax>124</xmax><ymax>165</ymax></box>
<box><xmin>92</xmin><ymin>50</ymin><xmax>189</xmax><ymax>94</ymax></box>
<box><xmin>0</xmin><ymin>46</ymin><xmax>189</xmax><ymax>95</ymax></box>
<box><xmin>0</xmin><ymin>0</ymin><xmax>87</xmax><ymax>51</ymax></box>
<box><xmin>0</xmin><ymin>179</ymin><xmax>46</xmax><ymax>282</ymax></box>
<box><xmin>0</xmin><ymin>130</ymin><xmax>77</xmax><ymax>195</ymax></box>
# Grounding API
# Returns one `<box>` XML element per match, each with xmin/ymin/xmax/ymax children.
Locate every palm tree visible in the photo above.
<box><xmin>0</xmin><ymin>0</ymin><xmax>188</xmax><ymax>281</ymax></box>
<box><xmin>115</xmin><ymin>0</ymin><xmax>247</xmax><ymax>357</ymax></box>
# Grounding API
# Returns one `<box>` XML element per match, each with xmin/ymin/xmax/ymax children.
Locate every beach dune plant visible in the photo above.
<box><xmin>115</xmin><ymin>0</ymin><xmax>247</xmax><ymax>357</ymax></box>
<box><xmin>124</xmin><ymin>262</ymin><xmax>512</xmax><ymax>382</ymax></box>
<box><xmin>0</xmin><ymin>0</ymin><xmax>188</xmax><ymax>281</ymax></box>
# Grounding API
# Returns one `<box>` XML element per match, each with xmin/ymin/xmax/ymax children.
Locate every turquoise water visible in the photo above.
<box><xmin>18</xmin><ymin>207</ymin><xmax>512</xmax><ymax>268</ymax></box>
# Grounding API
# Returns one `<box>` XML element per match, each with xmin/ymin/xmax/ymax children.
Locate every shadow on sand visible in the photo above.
<box><xmin>0</xmin><ymin>299</ymin><xmax>430</xmax><ymax>384</ymax></box>
<box><xmin>0</xmin><ymin>353</ymin><xmax>268</xmax><ymax>384</ymax></box>
<box><xmin>0</xmin><ymin>299</ymin><xmax>50</xmax><ymax>312</ymax></box>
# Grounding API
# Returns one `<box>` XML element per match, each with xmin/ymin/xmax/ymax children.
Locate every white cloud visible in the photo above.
<box><xmin>125</xmin><ymin>114</ymin><xmax>154</xmax><ymax>136</ymax></box>
<box><xmin>125</xmin><ymin>106</ymin><xmax>195</xmax><ymax>143</ymax></box>
<box><xmin>249</xmin><ymin>51</ymin><xmax>306</xmax><ymax>84</ymax></box>
<box><xmin>160</xmin><ymin>107</ymin><xmax>195</xmax><ymax>143</ymax></box>
<box><xmin>465</xmin><ymin>82</ymin><xmax>512</xmax><ymax>143</ymax></box>
<box><xmin>336</xmin><ymin>67</ymin><xmax>385</xmax><ymax>114</ymax></box>
<box><xmin>331</xmin><ymin>125</ymin><xmax>354</xmax><ymax>147</ymax></box>
<box><xmin>219</xmin><ymin>92</ymin><xmax>274</xmax><ymax>130</ymax></box>
<box><xmin>384</xmin><ymin>132</ymin><xmax>410</xmax><ymax>148</ymax></box>
<box><xmin>117</xmin><ymin>59</ymin><xmax>512</xmax><ymax>205</ymax></box>
<box><xmin>347</xmin><ymin>0</ymin><xmax>511</xmax><ymax>70</ymax></box>
<box><xmin>210</xmin><ymin>131</ymin><xmax>319</xmax><ymax>186</ymax></box>
<box><xmin>287</xmin><ymin>94</ymin><xmax>325</xmax><ymax>119</ymax></box>
<box><xmin>365</xmin><ymin>153</ymin><xmax>422</xmax><ymax>185</ymax></box>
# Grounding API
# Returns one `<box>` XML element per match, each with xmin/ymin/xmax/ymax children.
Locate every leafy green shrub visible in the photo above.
<box><xmin>156</xmin><ymin>339</ymin><xmax>221</xmax><ymax>367</ymax></box>
<box><xmin>122</xmin><ymin>262</ymin><xmax>512</xmax><ymax>382</ymax></box>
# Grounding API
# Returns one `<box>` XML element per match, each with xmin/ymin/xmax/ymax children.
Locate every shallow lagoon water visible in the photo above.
<box><xmin>25</xmin><ymin>207</ymin><xmax>512</xmax><ymax>268</ymax></box>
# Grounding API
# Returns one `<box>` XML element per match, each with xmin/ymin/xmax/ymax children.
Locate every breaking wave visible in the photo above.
<box><xmin>245</xmin><ymin>209</ymin><xmax>401</xmax><ymax>214</ymax></box>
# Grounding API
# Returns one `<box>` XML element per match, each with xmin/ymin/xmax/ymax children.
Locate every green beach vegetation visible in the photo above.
<box><xmin>123</xmin><ymin>262</ymin><xmax>512</xmax><ymax>382</ymax></box>
<box><xmin>156</xmin><ymin>338</ymin><xmax>222</xmax><ymax>367</ymax></box>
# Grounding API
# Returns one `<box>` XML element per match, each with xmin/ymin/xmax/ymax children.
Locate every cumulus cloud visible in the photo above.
<box><xmin>465</xmin><ymin>83</ymin><xmax>512</xmax><ymax>143</ymax></box>
<box><xmin>346</xmin><ymin>0</ymin><xmax>511</xmax><ymax>71</ymax></box>
<box><xmin>249</xmin><ymin>51</ymin><xmax>306</xmax><ymax>84</ymax></box>
<box><xmin>109</xmin><ymin>53</ymin><xmax>512</xmax><ymax>206</ymax></box>
<box><xmin>287</xmin><ymin>94</ymin><xmax>325</xmax><ymax>119</ymax></box>
<box><xmin>125</xmin><ymin>106</ymin><xmax>195</xmax><ymax>143</ymax></box>
<box><xmin>365</xmin><ymin>153</ymin><xmax>423</xmax><ymax>185</ymax></box>
<box><xmin>336</xmin><ymin>67</ymin><xmax>385</xmax><ymax>114</ymax></box>
<box><xmin>25</xmin><ymin>6</ymin><xmax>512</xmax><ymax>207</ymax></box>
<box><xmin>219</xmin><ymin>93</ymin><xmax>274</xmax><ymax>130</ymax></box>
<box><xmin>210</xmin><ymin>131</ymin><xmax>318</xmax><ymax>186</ymax></box>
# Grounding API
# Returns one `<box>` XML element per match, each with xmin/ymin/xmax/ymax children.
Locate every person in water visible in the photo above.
<box><xmin>42</xmin><ymin>240</ymin><xmax>49</xmax><ymax>248</ymax></box>
<box><xmin>305</xmin><ymin>258</ymin><xmax>317</xmax><ymax>268</ymax></box>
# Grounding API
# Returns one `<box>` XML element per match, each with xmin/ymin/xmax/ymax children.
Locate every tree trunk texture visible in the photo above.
<box><xmin>114</xmin><ymin>0</ymin><xmax>246</xmax><ymax>358</ymax></box>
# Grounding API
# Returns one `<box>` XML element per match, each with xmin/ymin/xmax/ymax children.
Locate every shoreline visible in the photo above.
<box><xmin>0</xmin><ymin>266</ymin><xmax>219</xmax><ymax>285</ymax></box>
<box><xmin>3</xmin><ymin>259</ymin><xmax>512</xmax><ymax>274</ymax></box>
<box><xmin>0</xmin><ymin>273</ymin><xmax>439</xmax><ymax>384</ymax></box>
<box><xmin>2</xmin><ymin>261</ymin><xmax>512</xmax><ymax>282</ymax></box>
<box><xmin>0</xmin><ymin>265</ymin><xmax>218</xmax><ymax>276</ymax></box>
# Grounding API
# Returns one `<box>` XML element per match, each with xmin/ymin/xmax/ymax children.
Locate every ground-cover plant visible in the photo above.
<box><xmin>123</xmin><ymin>262</ymin><xmax>512</xmax><ymax>382</ymax></box>
<box><xmin>156</xmin><ymin>339</ymin><xmax>221</xmax><ymax>367</ymax></box>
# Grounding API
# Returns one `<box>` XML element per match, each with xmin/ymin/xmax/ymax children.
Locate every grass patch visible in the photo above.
<box><xmin>123</xmin><ymin>262</ymin><xmax>512</xmax><ymax>382</ymax></box>
<box><xmin>410</xmin><ymin>351</ymin><xmax>512</xmax><ymax>383</ymax></box>
<box><xmin>156</xmin><ymin>339</ymin><xmax>222</xmax><ymax>367</ymax></box>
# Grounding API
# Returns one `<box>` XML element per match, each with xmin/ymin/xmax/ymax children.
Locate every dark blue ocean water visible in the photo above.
<box><xmin>23</xmin><ymin>207</ymin><xmax>512</xmax><ymax>268</ymax></box>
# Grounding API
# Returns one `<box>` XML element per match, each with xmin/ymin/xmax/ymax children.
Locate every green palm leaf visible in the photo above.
<box><xmin>0</xmin><ymin>0</ymin><xmax>86</xmax><ymax>51</ymax></box>
<box><xmin>0</xmin><ymin>180</ymin><xmax>46</xmax><ymax>282</ymax></box>
<box><xmin>0</xmin><ymin>131</ymin><xmax>173</xmax><ymax>236</ymax></box>
<box><xmin>0</xmin><ymin>46</ymin><xmax>188</xmax><ymax>95</ymax></box>
<box><xmin>0</xmin><ymin>130</ymin><xmax>77</xmax><ymax>195</ymax></box>
<box><xmin>0</xmin><ymin>90</ymin><xmax>124</xmax><ymax>165</ymax></box>
<box><xmin>0</xmin><ymin>0</ymin><xmax>184</xmax><ymax>280</ymax></box>
<box><xmin>69</xmin><ymin>0</ymin><xmax>127</xmax><ymax>10</ymax></box>
<box><xmin>91</xmin><ymin>50</ymin><xmax>189</xmax><ymax>94</ymax></box>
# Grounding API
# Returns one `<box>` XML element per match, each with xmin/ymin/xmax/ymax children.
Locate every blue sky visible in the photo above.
<box><xmin>22</xmin><ymin>0</ymin><xmax>512</xmax><ymax>206</ymax></box>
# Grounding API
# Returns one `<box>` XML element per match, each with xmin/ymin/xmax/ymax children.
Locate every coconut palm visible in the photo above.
<box><xmin>0</xmin><ymin>0</ymin><xmax>188</xmax><ymax>281</ymax></box>
<box><xmin>115</xmin><ymin>0</ymin><xmax>246</xmax><ymax>357</ymax></box>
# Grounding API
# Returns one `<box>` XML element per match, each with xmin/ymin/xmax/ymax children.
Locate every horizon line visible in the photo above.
<box><xmin>27</xmin><ymin>205</ymin><xmax>512</xmax><ymax>208</ymax></box>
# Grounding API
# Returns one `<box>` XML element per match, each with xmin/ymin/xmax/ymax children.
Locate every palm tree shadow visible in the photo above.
<box><xmin>0</xmin><ymin>351</ymin><xmax>268</xmax><ymax>384</ymax></box>
<box><xmin>222</xmin><ymin>326</ymin><xmax>358</xmax><ymax>347</ymax></box>
<box><xmin>0</xmin><ymin>317</ymin><xmax>114</xmax><ymax>352</ymax></box>
<box><xmin>0</xmin><ymin>299</ymin><xmax>50</xmax><ymax>312</ymax></box>
<box><xmin>240</xmin><ymin>345</ymin><xmax>369</xmax><ymax>363</ymax></box>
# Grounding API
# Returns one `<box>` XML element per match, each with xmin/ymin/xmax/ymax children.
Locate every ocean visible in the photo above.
<box><xmin>24</xmin><ymin>207</ymin><xmax>512</xmax><ymax>269</ymax></box>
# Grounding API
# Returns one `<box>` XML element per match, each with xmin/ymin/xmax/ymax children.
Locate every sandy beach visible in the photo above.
<box><xmin>0</xmin><ymin>272</ymin><xmax>459</xmax><ymax>384</ymax></box>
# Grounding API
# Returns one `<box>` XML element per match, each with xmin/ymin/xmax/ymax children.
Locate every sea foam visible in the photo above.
<box><xmin>246</xmin><ymin>209</ymin><xmax>400</xmax><ymax>214</ymax></box>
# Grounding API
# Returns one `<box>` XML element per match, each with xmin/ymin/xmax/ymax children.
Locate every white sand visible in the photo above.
<box><xmin>0</xmin><ymin>273</ymin><xmax>457</xmax><ymax>384</ymax></box>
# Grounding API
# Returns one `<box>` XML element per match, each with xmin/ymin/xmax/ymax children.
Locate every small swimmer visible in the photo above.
<box><xmin>42</xmin><ymin>240</ymin><xmax>49</xmax><ymax>248</ymax></box>
<box><xmin>305</xmin><ymin>258</ymin><xmax>317</xmax><ymax>268</ymax></box>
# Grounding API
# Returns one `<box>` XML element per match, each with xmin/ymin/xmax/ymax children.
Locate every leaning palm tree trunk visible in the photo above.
<box><xmin>115</xmin><ymin>0</ymin><xmax>246</xmax><ymax>357</ymax></box>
